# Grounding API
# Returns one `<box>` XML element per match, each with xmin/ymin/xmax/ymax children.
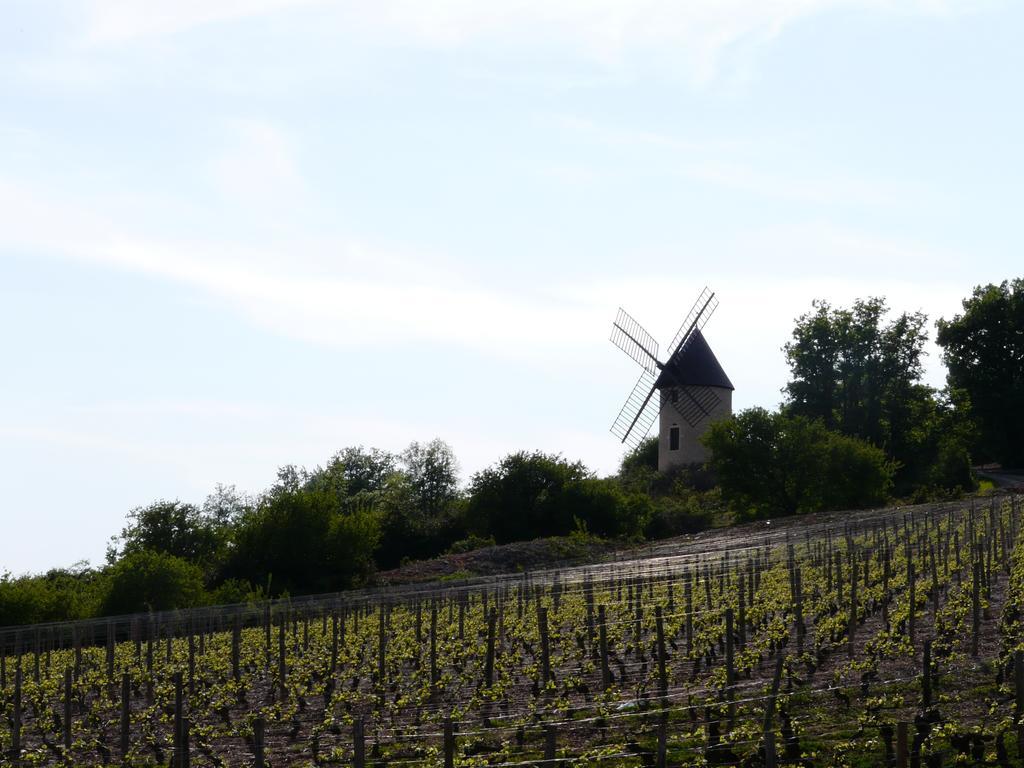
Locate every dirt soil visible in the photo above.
<box><xmin>374</xmin><ymin>536</ymin><xmax>619</xmax><ymax>585</ymax></box>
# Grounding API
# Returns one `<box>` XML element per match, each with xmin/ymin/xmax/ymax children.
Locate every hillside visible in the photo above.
<box><xmin>0</xmin><ymin>493</ymin><xmax>1021</xmax><ymax>766</ymax></box>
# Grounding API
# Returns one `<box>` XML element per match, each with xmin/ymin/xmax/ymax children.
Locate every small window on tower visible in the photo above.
<box><xmin>669</xmin><ymin>425</ymin><xmax>680</xmax><ymax>451</ymax></box>
<box><xmin>670</xmin><ymin>389</ymin><xmax>678</xmax><ymax>404</ymax></box>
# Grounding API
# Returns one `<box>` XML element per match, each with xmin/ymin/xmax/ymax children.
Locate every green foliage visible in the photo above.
<box><xmin>466</xmin><ymin>451</ymin><xmax>589</xmax><ymax>543</ymax></box>
<box><xmin>618</xmin><ymin>438</ymin><xmax>658</xmax><ymax>482</ymax></box>
<box><xmin>467</xmin><ymin>451</ymin><xmax>648</xmax><ymax>542</ymax></box>
<box><xmin>99</xmin><ymin>550</ymin><xmax>206</xmax><ymax>616</ymax></box>
<box><xmin>703</xmin><ymin>407</ymin><xmax>894</xmax><ymax>519</ymax></box>
<box><xmin>374</xmin><ymin>439</ymin><xmax>464</xmax><ymax>569</ymax></box>
<box><xmin>447</xmin><ymin>533</ymin><xmax>497</xmax><ymax>554</ymax></box>
<box><xmin>109</xmin><ymin>499</ymin><xmax>228</xmax><ymax>574</ymax></box>
<box><xmin>332</xmin><ymin>445</ymin><xmax>397</xmax><ymax>495</ymax></box>
<box><xmin>784</xmin><ymin>296</ymin><xmax>974</xmax><ymax>495</ymax></box>
<box><xmin>643</xmin><ymin>489</ymin><xmax>718</xmax><ymax>539</ymax></box>
<box><xmin>0</xmin><ymin>564</ymin><xmax>102</xmax><ymax>627</ymax></box>
<box><xmin>936</xmin><ymin>278</ymin><xmax>1024</xmax><ymax>467</ymax></box>
<box><xmin>226</xmin><ymin>460</ymin><xmax>380</xmax><ymax>595</ymax></box>
<box><xmin>400</xmin><ymin>439</ymin><xmax>461</xmax><ymax>518</ymax></box>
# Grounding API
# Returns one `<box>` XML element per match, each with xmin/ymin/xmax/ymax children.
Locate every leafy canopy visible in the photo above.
<box><xmin>784</xmin><ymin>296</ymin><xmax>973</xmax><ymax>494</ymax></box>
<box><xmin>937</xmin><ymin>279</ymin><xmax>1024</xmax><ymax>467</ymax></box>
<box><xmin>703</xmin><ymin>407</ymin><xmax>894</xmax><ymax>519</ymax></box>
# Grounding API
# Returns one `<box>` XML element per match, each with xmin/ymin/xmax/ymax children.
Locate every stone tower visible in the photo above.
<box><xmin>653</xmin><ymin>330</ymin><xmax>733</xmax><ymax>472</ymax></box>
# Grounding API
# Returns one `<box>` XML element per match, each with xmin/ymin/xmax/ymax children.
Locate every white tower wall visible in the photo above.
<box><xmin>658</xmin><ymin>386</ymin><xmax>732</xmax><ymax>472</ymax></box>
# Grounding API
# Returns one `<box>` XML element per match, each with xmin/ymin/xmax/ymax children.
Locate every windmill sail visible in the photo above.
<box><xmin>664</xmin><ymin>287</ymin><xmax>718</xmax><ymax>365</ymax></box>
<box><xmin>608</xmin><ymin>285</ymin><xmax>730</xmax><ymax>448</ymax></box>
<box><xmin>610</xmin><ymin>369</ymin><xmax>660</xmax><ymax>447</ymax></box>
<box><xmin>610</xmin><ymin>308</ymin><xmax>660</xmax><ymax>375</ymax></box>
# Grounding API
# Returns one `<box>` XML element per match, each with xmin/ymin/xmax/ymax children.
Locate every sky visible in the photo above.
<box><xmin>1</xmin><ymin>0</ymin><xmax>1022</xmax><ymax>575</ymax></box>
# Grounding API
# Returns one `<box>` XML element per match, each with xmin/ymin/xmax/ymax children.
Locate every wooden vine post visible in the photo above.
<box><xmin>763</xmin><ymin>654</ymin><xmax>785</xmax><ymax>768</ymax></box>
<box><xmin>377</xmin><ymin>606</ymin><xmax>387</xmax><ymax>697</ymax></box>
<box><xmin>484</xmin><ymin>608</ymin><xmax>497</xmax><ymax>688</ymax></box>
<box><xmin>443</xmin><ymin>717</ymin><xmax>455</xmax><ymax>768</ymax></box>
<box><xmin>278</xmin><ymin>618</ymin><xmax>287</xmax><ymax>700</ymax></box>
<box><xmin>655</xmin><ymin>605</ymin><xmax>669</xmax><ymax>768</ymax></box>
<box><xmin>921</xmin><ymin>640</ymin><xmax>932</xmax><ymax>709</ymax></box>
<box><xmin>63</xmin><ymin>666</ymin><xmax>73</xmax><ymax>751</ymax></box>
<box><xmin>430</xmin><ymin>600</ymin><xmax>439</xmax><ymax>689</ymax></box>
<box><xmin>544</xmin><ymin>723</ymin><xmax>557</xmax><ymax>762</ymax></box>
<box><xmin>971</xmin><ymin>560</ymin><xmax>981</xmax><ymax>657</ymax></box>
<box><xmin>352</xmin><ymin>717</ymin><xmax>365</xmax><ymax>768</ymax></box>
<box><xmin>598</xmin><ymin>604</ymin><xmax>611</xmax><ymax>690</ymax></box>
<box><xmin>896</xmin><ymin>722</ymin><xmax>908</xmax><ymax>768</ymax></box>
<box><xmin>848</xmin><ymin>547</ymin><xmax>858</xmax><ymax>659</ymax></box>
<box><xmin>173</xmin><ymin>672</ymin><xmax>184</xmax><ymax>768</ymax></box>
<box><xmin>253</xmin><ymin>716</ymin><xmax>265</xmax><ymax>768</ymax></box>
<box><xmin>724</xmin><ymin>608</ymin><xmax>736</xmax><ymax>723</ymax></box>
<box><xmin>12</xmin><ymin>665</ymin><xmax>22</xmax><ymax>759</ymax></box>
<box><xmin>120</xmin><ymin>671</ymin><xmax>131</xmax><ymax>757</ymax></box>
<box><xmin>538</xmin><ymin>606</ymin><xmax>552</xmax><ymax>690</ymax></box>
<box><xmin>231</xmin><ymin>616</ymin><xmax>241</xmax><ymax>682</ymax></box>
<box><xmin>685</xmin><ymin>572</ymin><xmax>694</xmax><ymax>655</ymax></box>
<box><xmin>1015</xmin><ymin>650</ymin><xmax>1024</xmax><ymax>758</ymax></box>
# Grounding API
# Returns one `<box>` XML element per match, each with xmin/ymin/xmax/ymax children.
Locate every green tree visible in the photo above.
<box><xmin>400</xmin><ymin>439</ymin><xmax>461</xmax><ymax>518</ymax></box>
<box><xmin>99</xmin><ymin>550</ymin><xmax>207</xmax><ymax>616</ymax></box>
<box><xmin>936</xmin><ymin>279</ymin><xmax>1024</xmax><ymax>467</ymax></box>
<box><xmin>617</xmin><ymin>437</ymin><xmax>659</xmax><ymax>494</ymax></box>
<box><xmin>784</xmin><ymin>297</ymin><xmax>973</xmax><ymax>494</ymax></box>
<box><xmin>466</xmin><ymin>451</ymin><xmax>647</xmax><ymax>542</ymax></box>
<box><xmin>703</xmin><ymin>408</ymin><xmax>894</xmax><ymax>519</ymax></box>
<box><xmin>333</xmin><ymin>446</ymin><xmax>397</xmax><ymax>495</ymax></box>
<box><xmin>227</xmin><ymin>462</ymin><xmax>380</xmax><ymax>595</ymax></box>
<box><xmin>784</xmin><ymin>298</ymin><xmax>929</xmax><ymax>445</ymax></box>
<box><xmin>109</xmin><ymin>499</ymin><xmax>226</xmax><ymax>573</ymax></box>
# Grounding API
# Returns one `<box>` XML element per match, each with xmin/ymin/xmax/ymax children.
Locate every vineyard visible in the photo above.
<box><xmin>2</xmin><ymin>495</ymin><xmax>1023</xmax><ymax>767</ymax></box>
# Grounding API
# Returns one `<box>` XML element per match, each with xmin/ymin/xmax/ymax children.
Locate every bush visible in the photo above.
<box><xmin>99</xmin><ymin>550</ymin><xmax>207</xmax><ymax>616</ymax></box>
<box><xmin>226</xmin><ymin>466</ymin><xmax>380</xmax><ymax>595</ymax></box>
<box><xmin>0</xmin><ymin>566</ymin><xmax>103</xmax><ymax>627</ymax></box>
<box><xmin>643</xmin><ymin>490</ymin><xmax>717</xmax><ymax>539</ymax></box>
<box><xmin>704</xmin><ymin>408</ymin><xmax>894</xmax><ymax>520</ymax></box>
<box><xmin>447</xmin><ymin>534</ymin><xmax>497</xmax><ymax>554</ymax></box>
<box><xmin>466</xmin><ymin>452</ymin><xmax>648</xmax><ymax>543</ymax></box>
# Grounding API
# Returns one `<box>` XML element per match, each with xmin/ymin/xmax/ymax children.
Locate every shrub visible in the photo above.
<box><xmin>703</xmin><ymin>408</ymin><xmax>894</xmax><ymax>520</ymax></box>
<box><xmin>99</xmin><ymin>550</ymin><xmax>206</xmax><ymax>616</ymax></box>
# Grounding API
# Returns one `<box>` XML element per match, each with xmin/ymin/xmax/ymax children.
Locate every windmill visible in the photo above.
<box><xmin>609</xmin><ymin>286</ymin><xmax>734</xmax><ymax>471</ymax></box>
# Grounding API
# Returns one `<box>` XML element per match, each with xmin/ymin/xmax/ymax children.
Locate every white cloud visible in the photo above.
<box><xmin>0</xmin><ymin>178</ymin><xmax>971</xmax><ymax>365</ymax></box>
<box><xmin>209</xmin><ymin>119</ymin><xmax>305</xmax><ymax>210</ymax></box>
<box><xmin>81</xmin><ymin>0</ymin><xmax>986</xmax><ymax>83</ymax></box>
<box><xmin>84</xmin><ymin>0</ymin><xmax>319</xmax><ymax>44</ymax></box>
<box><xmin>0</xmin><ymin>179</ymin><xmax>606</xmax><ymax>356</ymax></box>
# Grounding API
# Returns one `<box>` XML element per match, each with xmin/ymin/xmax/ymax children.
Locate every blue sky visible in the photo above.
<box><xmin>1</xmin><ymin>0</ymin><xmax>1021</xmax><ymax>574</ymax></box>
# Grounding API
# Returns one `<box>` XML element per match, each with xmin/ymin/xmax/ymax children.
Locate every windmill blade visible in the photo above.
<box><xmin>610</xmin><ymin>308</ymin><xmax>660</xmax><ymax>374</ymax></box>
<box><xmin>610</xmin><ymin>369</ymin><xmax>660</xmax><ymax>447</ymax></box>
<box><xmin>664</xmin><ymin>385</ymin><xmax>721</xmax><ymax>429</ymax></box>
<box><xmin>665</xmin><ymin>287</ymin><xmax>718</xmax><ymax>363</ymax></box>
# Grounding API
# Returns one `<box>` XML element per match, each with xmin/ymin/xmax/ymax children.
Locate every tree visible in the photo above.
<box><xmin>703</xmin><ymin>408</ymin><xmax>894</xmax><ymax>519</ymax></box>
<box><xmin>226</xmin><ymin>460</ymin><xmax>379</xmax><ymax>595</ymax></box>
<box><xmin>784</xmin><ymin>297</ymin><xmax>973</xmax><ymax>494</ymax></box>
<box><xmin>466</xmin><ymin>451</ymin><xmax>647</xmax><ymax>542</ymax></box>
<box><xmin>617</xmin><ymin>438</ymin><xmax>659</xmax><ymax>494</ymax></box>
<box><xmin>202</xmin><ymin>484</ymin><xmax>251</xmax><ymax>527</ymax></box>
<box><xmin>99</xmin><ymin>550</ymin><xmax>206</xmax><ymax>616</ymax></box>
<box><xmin>784</xmin><ymin>298</ymin><xmax>929</xmax><ymax>446</ymax></box>
<box><xmin>109</xmin><ymin>500</ymin><xmax>225</xmax><ymax>572</ymax></box>
<box><xmin>400</xmin><ymin>439</ymin><xmax>460</xmax><ymax>519</ymax></box>
<box><xmin>936</xmin><ymin>279</ymin><xmax>1024</xmax><ymax>467</ymax></box>
<box><xmin>333</xmin><ymin>446</ymin><xmax>397</xmax><ymax>495</ymax></box>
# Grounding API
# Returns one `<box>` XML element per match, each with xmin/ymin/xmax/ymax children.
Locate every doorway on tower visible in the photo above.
<box><xmin>669</xmin><ymin>425</ymin><xmax>680</xmax><ymax>451</ymax></box>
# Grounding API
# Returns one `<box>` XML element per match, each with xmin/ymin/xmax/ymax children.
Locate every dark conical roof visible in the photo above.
<box><xmin>654</xmin><ymin>330</ymin><xmax>734</xmax><ymax>390</ymax></box>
